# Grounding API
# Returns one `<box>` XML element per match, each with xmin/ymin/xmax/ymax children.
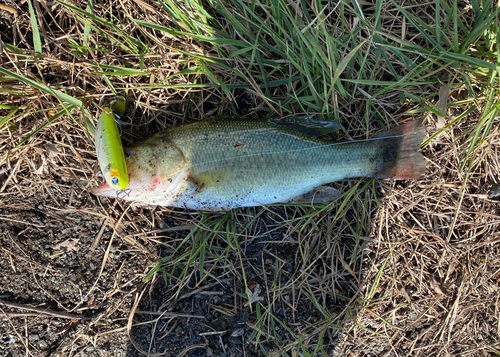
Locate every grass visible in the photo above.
<box><xmin>1</xmin><ymin>0</ymin><xmax>500</xmax><ymax>356</ymax></box>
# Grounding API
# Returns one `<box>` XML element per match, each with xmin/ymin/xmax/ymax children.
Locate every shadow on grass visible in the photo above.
<box><xmin>124</xmin><ymin>188</ymin><xmax>383</xmax><ymax>357</ymax></box>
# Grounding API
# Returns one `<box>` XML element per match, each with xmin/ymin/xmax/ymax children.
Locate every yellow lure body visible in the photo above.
<box><xmin>95</xmin><ymin>105</ymin><xmax>129</xmax><ymax>190</ymax></box>
<box><xmin>110</xmin><ymin>96</ymin><xmax>126</xmax><ymax>117</ymax></box>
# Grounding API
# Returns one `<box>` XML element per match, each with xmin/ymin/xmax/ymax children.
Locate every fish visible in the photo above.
<box><xmin>92</xmin><ymin>118</ymin><xmax>426</xmax><ymax>210</ymax></box>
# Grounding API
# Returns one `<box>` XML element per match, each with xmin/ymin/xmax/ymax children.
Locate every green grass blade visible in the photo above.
<box><xmin>0</xmin><ymin>107</ymin><xmax>20</xmax><ymax>131</ymax></box>
<box><xmin>461</xmin><ymin>72</ymin><xmax>499</xmax><ymax>171</ymax></box>
<box><xmin>90</xmin><ymin>64</ymin><xmax>149</xmax><ymax>76</ymax></box>
<box><xmin>391</xmin><ymin>0</ymin><xmax>443</xmax><ymax>52</ymax></box>
<box><xmin>459</xmin><ymin>0</ymin><xmax>499</xmax><ymax>52</ymax></box>
<box><xmin>453</xmin><ymin>0</ymin><xmax>458</xmax><ymax>50</ymax></box>
<box><xmin>435</xmin><ymin>0</ymin><xmax>441</xmax><ymax>45</ymax></box>
<box><xmin>83</xmin><ymin>0</ymin><xmax>94</xmax><ymax>49</ymax></box>
<box><xmin>367</xmin><ymin>245</ymin><xmax>396</xmax><ymax>300</ymax></box>
<box><xmin>27</xmin><ymin>0</ymin><xmax>42</xmax><ymax>55</ymax></box>
<box><xmin>332</xmin><ymin>38</ymin><xmax>369</xmax><ymax>87</ymax></box>
<box><xmin>57</xmin><ymin>0</ymin><xmax>143</xmax><ymax>53</ymax></box>
<box><xmin>0</xmin><ymin>67</ymin><xmax>82</xmax><ymax>107</ymax></box>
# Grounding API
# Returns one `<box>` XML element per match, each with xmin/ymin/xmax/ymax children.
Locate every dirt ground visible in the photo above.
<box><xmin>0</xmin><ymin>177</ymin><xmax>347</xmax><ymax>356</ymax></box>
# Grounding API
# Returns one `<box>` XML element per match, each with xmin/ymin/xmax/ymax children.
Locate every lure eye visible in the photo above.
<box><xmin>112</xmin><ymin>177</ymin><xmax>119</xmax><ymax>185</ymax></box>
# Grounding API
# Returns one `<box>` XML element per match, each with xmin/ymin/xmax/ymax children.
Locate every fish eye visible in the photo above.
<box><xmin>112</xmin><ymin>177</ymin><xmax>119</xmax><ymax>185</ymax></box>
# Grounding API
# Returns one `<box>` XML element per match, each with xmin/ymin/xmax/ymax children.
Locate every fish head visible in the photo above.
<box><xmin>92</xmin><ymin>134</ymin><xmax>191</xmax><ymax>205</ymax></box>
<box><xmin>92</xmin><ymin>162</ymin><xmax>190</xmax><ymax>206</ymax></box>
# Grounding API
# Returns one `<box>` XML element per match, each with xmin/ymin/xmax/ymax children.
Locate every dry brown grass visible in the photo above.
<box><xmin>340</xmin><ymin>112</ymin><xmax>500</xmax><ymax>356</ymax></box>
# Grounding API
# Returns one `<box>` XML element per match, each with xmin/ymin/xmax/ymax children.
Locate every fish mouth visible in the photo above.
<box><xmin>91</xmin><ymin>182</ymin><xmax>117</xmax><ymax>197</ymax></box>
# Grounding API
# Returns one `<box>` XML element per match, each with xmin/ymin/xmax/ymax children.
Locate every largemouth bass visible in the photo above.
<box><xmin>92</xmin><ymin>118</ymin><xmax>426</xmax><ymax>210</ymax></box>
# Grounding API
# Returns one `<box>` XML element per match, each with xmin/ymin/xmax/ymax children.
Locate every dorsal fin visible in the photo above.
<box><xmin>269</xmin><ymin>114</ymin><xmax>342</xmax><ymax>137</ymax></box>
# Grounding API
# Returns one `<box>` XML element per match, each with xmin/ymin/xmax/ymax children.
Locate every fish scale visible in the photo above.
<box><xmin>92</xmin><ymin>118</ymin><xmax>426</xmax><ymax>210</ymax></box>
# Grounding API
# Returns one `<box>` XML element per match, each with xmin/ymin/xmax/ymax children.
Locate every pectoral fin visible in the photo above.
<box><xmin>191</xmin><ymin>167</ymin><xmax>232</xmax><ymax>193</ymax></box>
<box><xmin>288</xmin><ymin>186</ymin><xmax>341</xmax><ymax>204</ymax></box>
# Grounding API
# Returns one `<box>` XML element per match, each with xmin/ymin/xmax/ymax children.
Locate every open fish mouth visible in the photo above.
<box><xmin>91</xmin><ymin>182</ymin><xmax>116</xmax><ymax>197</ymax></box>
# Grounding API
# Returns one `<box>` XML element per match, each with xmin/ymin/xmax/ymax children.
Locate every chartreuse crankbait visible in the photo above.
<box><xmin>95</xmin><ymin>96</ymin><xmax>128</xmax><ymax>190</ymax></box>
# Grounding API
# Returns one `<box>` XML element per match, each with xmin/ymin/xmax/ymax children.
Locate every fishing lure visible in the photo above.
<box><xmin>110</xmin><ymin>96</ymin><xmax>126</xmax><ymax>119</ymax></box>
<box><xmin>95</xmin><ymin>97</ymin><xmax>129</xmax><ymax>190</ymax></box>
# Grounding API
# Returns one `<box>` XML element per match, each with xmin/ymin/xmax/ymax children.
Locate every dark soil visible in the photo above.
<box><xmin>0</xmin><ymin>182</ymin><xmax>347</xmax><ymax>356</ymax></box>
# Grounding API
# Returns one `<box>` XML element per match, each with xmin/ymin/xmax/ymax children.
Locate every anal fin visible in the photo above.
<box><xmin>288</xmin><ymin>186</ymin><xmax>341</xmax><ymax>204</ymax></box>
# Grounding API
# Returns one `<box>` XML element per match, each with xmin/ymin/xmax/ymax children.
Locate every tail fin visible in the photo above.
<box><xmin>374</xmin><ymin>119</ymin><xmax>426</xmax><ymax>179</ymax></box>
